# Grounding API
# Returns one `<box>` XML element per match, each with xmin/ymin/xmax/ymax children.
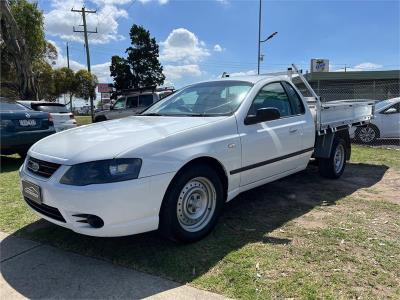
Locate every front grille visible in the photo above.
<box><xmin>27</xmin><ymin>157</ymin><xmax>60</xmax><ymax>178</ymax></box>
<box><xmin>24</xmin><ymin>197</ymin><xmax>66</xmax><ymax>223</ymax></box>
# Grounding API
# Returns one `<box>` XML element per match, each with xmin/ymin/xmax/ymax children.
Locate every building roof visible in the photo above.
<box><xmin>303</xmin><ymin>70</ymin><xmax>400</xmax><ymax>82</ymax></box>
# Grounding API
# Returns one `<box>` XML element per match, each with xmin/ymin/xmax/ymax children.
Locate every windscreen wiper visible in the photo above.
<box><xmin>141</xmin><ymin>112</ymin><xmax>163</xmax><ymax>116</ymax></box>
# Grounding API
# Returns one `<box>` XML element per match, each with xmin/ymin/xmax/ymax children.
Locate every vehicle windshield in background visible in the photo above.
<box><xmin>32</xmin><ymin>104</ymin><xmax>69</xmax><ymax>113</ymax></box>
<box><xmin>143</xmin><ymin>81</ymin><xmax>253</xmax><ymax>116</ymax></box>
<box><xmin>375</xmin><ymin>99</ymin><xmax>397</xmax><ymax>111</ymax></box>
<box><xmin>0</xmin><ymin>101</ymin><xmax>28</xmax><ymax>111</ymax></box>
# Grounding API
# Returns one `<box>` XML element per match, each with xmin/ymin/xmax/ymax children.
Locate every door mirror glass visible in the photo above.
<box><xmin>245</xmin><ymin>107</ymin><xmax>281</xmax><ymax>125</ymax></box>
<box><xmin>384</xmin><ymin>107</ymin><xmax>397</xmax><ymax>114</ymax></box>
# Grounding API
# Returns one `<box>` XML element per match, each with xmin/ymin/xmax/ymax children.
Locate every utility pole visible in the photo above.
<box><xmin>66</xmin><ymin>42</ymin><xmax>70</xmax><ymax>69</ymax></box>
<box><xmin>66</xmin><ymin>42</ymin><xmax>73</xmax><ymax>111</ymax></box>
<box><xmin>72</xmin><ymin>7</ymin><xmax>97</xmax><ymax>122</ymax></box>
<box><xmin>257</xmin><ymin>0</ymin><xmax>262</xmax><ymax>75</ymax></box>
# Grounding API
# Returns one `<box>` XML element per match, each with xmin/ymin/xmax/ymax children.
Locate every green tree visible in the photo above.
<box><xmin>110</xmin><ymin>55</ymin><xmax>132</xmax><ymax>91</ymax></box>
<box><xmin>110</xmin><ymin>24</ymin><xmax>165</xmax><ymax>92</ymax></box>
<box><xmin>74</xmin><ymin>70</ymin><xmax>98</xmax><ymax>101</ymax></box>
<box><xmin>1</xmin><ymin>0</ymin><xmax>49</xmax><ymax>99</ymax></box>
<box><xmin>9</xmin><ymin>0</ymin><xmax>46</xmax><ymax>61</ymax></box>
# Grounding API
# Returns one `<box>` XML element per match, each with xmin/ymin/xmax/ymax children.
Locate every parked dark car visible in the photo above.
<box><xmin>0</xmin><ymin>98</ymin><xmax>56</xmax><ymax>157</ymax></box>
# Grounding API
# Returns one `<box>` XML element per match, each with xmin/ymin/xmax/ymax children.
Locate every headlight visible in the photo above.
<box><xmin>60</xmin><ymin>158</ymin><xmax>142</xmax><ymax>186</ymax></box>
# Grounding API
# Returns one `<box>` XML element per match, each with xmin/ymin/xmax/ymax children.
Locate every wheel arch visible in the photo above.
<box><xmin>163</xmin><ymin>156</ymin><xmax>229</xmax><ymax>205</ymax></box>
<box><xmin>314</xmin><ymin>129</ymin><xmax>351</xmax><ymax>160</ymax></box>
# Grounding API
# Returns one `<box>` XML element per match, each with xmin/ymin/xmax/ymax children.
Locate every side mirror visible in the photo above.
<box><xmin>384</xmin><ymin>107</ymin><xmax>397</xmax><ymax>114</ymax></box>
<box><xmin>245</xmin><ymin>107</ymin><xmax>281</xmax><ymax>125</ymax></box>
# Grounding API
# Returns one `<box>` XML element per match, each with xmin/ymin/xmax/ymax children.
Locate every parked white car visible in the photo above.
<box><xmin>18</xmin><ymin>101</ymin><xmax>77</xmax><ymax>132</ymax></box>
<box><xmin>19</xmin><ymin>72</ymin><xmax>374</xmax><ymax>242</ymax></box>
<box><xmin>351</xmin><ymin>97</ymin><xmax>400</xmax><ymax>143</ymax></box>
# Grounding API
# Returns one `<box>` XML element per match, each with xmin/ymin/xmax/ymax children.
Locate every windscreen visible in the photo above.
<box><xmin>0</xmin><ymin>101</ymin><xmax>28</xmax><ymax>111</ymax></box>
<box><xmin>33</xmin><ymin>104</ymin><xmax>69</xmax><ymax>113</ymax></box>
<box><xmin>143</xmin><ymin>81</ymin><xmax>253</xmax><ymax>116</ymax></box>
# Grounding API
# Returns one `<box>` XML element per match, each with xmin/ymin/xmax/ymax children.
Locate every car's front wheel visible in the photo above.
<box><xmin>159</xmin><ymin>165</ymin><xmax>224</xmax><ymax>243</ymax></box>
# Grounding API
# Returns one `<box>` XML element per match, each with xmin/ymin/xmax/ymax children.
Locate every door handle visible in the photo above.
<box><xmin>289</xmin><ymin>127</ymin><xmax>298</xmax><ymax>134</ymax></box>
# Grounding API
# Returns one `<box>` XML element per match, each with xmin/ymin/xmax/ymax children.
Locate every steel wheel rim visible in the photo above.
<box><xmin>177</xmin><ymin>177</ymin><xmax>217</xmax><ymax>232</ymax></box>
<box><xmin>334</xmin><ymin>144</ymin><xmax>345</xmax><ymax>173</ymax></box>
<box><xmin>359</xmin><ymin>127</ymin><xmax>375</xmax><ymax>143</ymax></box>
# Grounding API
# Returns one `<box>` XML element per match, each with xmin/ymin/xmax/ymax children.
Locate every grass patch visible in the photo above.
<box><xmin>0</xmin><ymin>145</ymin><xmax>399</xmax><ymax>299</ymax></box>
<box><xmin>351</xmin><ymin>144</ymin><xmax>400</xmax><ymax>170</ymax></box>
<box><xmin>75</xmin><ymin>115</ymin><xmax>92</xmax><ymax>126</ymax></box>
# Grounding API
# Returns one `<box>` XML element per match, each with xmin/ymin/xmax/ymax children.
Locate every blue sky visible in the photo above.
<box><xmin>41</xmin><ymin>0</ymin><xmax>400</xmax><ymax>88</ymax></box>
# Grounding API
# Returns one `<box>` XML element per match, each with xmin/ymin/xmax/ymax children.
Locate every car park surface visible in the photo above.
<box><xmin>2</xmin><ymin>145</ymin><xmax>400</xmax><ymax>299</ymax></box>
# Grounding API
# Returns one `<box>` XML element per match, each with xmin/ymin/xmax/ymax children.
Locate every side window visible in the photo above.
<box><xmin>139</xmin><ymin>94</ymin><xmax>154</xmax><ymax>107</ymax></box>
<box><xmin>383</xmin><ymin>103</ymin><xmax>400</xmax><ymax>114</ymax></box>
<box><xmin>282</xmin><ymin>81</ymin><xmax>305</xmax><ymax>115</ymax></box>
<box><xmin>248</xmin><ymin>82</ymin><xmax>292</xmax><ymax>117</ymax></box>
<box><xmin>126</xmin><ymin>96</ymin><xmax>138</xmax><ymax>108</ymax></box>
<box><xmin>113</xmin><ymin>98</ymin><xmax>126</xmax><ymax>110</ymax></box>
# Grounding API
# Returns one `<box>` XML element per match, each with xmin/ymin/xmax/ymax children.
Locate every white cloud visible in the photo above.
<box><xmin>229</xmin><ymin>70</ymin><xmax>257</xmax><ymax>76</ymax></box>
<box><xmin>138</xmin><ymin>0</ymin><xmax>169</xmax><ymax>4</ymax></box>
<box><xmin>213</xmin><ymin>44</ymin><xmax>224</xmax><ymax>52</ymax></box>
<box><xmin>160</xmin><ymin>28</ymin><xmax>210</xmax><ymax>63</ymax></box>
<box><xmin>45</xmin><ymin>0</ymin><xmax>127</xmax><ymax>44</ymax></box>
<box><xmin>91</xmin><ymin>0</ymin><xmax>132</xmax><ymax>5</ymax></box>
<box><xmin>49</xmin><ymin>40</ymin><xmax>111</xmax><ymax>83</ymax></box>
<box><xmin>334</xmin><ymin>62</ymin><xmax>383</xmax><ymax>72</ymax></box>
<box><xmin>163</xmin><ymin>64</ymin><xmax>202</xmax><ymax>80</ymax></box>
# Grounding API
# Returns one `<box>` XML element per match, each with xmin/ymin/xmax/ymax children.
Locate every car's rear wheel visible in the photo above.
<box><xmin>355</xmin><ymin>125</ymin><xmax>379</xmax><ymax>144</ymax></box>
<box><xmin>319</xmin><ymin>137</ymin><xmax>347</xmax><ymax>179</ymax></box>
<box><xmin>159</xmin><ymin>165</ymin><xmax>224</xmax><ymax>243</ymax></box>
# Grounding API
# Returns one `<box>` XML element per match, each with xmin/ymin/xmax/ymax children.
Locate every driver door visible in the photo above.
<box><xmin>237</xmin><ymin>82</ymin><xmax>307</xmax><ymax>186</ymax></box>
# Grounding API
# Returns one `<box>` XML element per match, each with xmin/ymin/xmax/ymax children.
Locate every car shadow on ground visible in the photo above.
<box><xmin>1</xmin><ymin>161</ymin><xmax>389</xmax><ymax>298</ymax></box>
<box><xmin>0</xmin><ymin>155</ymin><xmax>25</xmax><ymax>173</ymax></box>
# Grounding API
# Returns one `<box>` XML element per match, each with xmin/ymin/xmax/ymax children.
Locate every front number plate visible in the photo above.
<box><xmin>22</xmin><ymin>180</ymin><xmax>42</xmax><ymax>204</ymax></box>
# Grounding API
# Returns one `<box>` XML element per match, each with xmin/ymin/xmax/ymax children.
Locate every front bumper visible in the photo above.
<box><xmin>19</xmin><ymin>161</ymin><xmax>175</xmax><ymax>237</ymax></box>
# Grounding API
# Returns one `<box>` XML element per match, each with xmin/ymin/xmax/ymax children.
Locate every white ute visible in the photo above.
<box><xmin>19</xmin><ymin>65</ymin><xmax>374</xmax><ymax>242</ymax></box>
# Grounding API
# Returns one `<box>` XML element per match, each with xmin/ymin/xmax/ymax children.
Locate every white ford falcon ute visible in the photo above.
<box><xmin>19</xmin><ymin>75</ymin><xmax>356</xmax><ymax>242</ymax></box>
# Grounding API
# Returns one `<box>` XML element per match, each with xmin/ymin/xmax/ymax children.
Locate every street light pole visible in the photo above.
<box><xmin>257</xmin><ymin>0</ymin><xmax>262</xmax><ymax>75</ymax></box>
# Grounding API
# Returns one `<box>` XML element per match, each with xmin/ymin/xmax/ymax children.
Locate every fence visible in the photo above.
<box><xmin>294</xmin><ymin>79</ymin><xmax>400</xmax><ymax>149</ymax></box>
<box><xmin>294</xmin><ymin>79</ymin><xmax>400</xmax><ymax>102</ymax></box>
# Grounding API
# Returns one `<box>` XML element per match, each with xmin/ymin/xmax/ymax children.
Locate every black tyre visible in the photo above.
<box><xmin>94</xmin><ymin>116</ymin><xmax>107</xmax><ymax>123</ymax></box>
<box><xmin>159</xmin><ymin>164</ymin><xmax>224</xmax><ymax>243</ymax></box>
<box><xmin>319</xmin><ymin>137</ymin><xmax>347</xmax><ymax>179</ymax></box>
<box><xmin>355</xmin><ymin>125</ymin><xmax>379</xmax><ymax>144</ymax></box>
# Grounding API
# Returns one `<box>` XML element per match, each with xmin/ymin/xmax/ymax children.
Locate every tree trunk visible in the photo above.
<box><xmin>0</xmin><ymin>0</ymin><xmax>37</xmax><ymax>99</ymax></box>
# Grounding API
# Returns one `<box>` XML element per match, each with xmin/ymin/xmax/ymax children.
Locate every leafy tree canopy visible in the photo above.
<box><xmin>110</xmin><ymin>24</ymin><xmax>165</xmax><ymax>93</ymax></box>
<box><xmin>74</xmin><ymin>69</ymin><xmax>98</xmax><ymax>100</ymax></box>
